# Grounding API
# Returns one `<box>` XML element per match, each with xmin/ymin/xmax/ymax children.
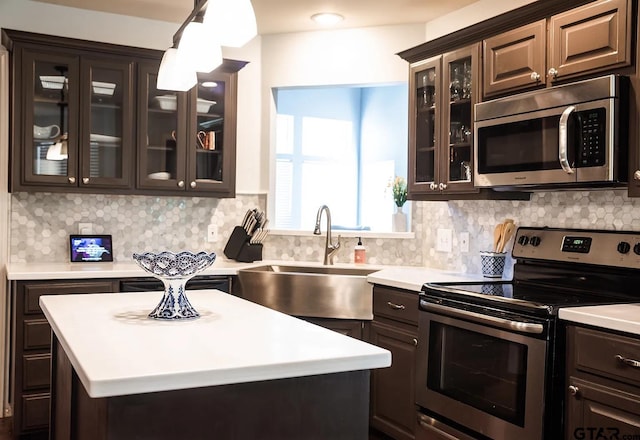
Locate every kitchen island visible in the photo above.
<box><xmin>40</xmin><ymin>290</ymin><xmax>391</xmax><ymax>440</ymax></box>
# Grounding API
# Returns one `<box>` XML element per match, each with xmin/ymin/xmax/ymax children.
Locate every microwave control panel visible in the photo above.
<box><xmin>578</xmin><ymin>108</ymin><xmax>605</xmax><ymax>167</ymax></box>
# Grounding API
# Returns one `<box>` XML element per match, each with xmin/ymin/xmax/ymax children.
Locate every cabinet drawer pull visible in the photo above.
<box><xmin>386</xmin><ymin>301</ymin><xmax>405</xmax><ymax>310</ymax></box>
<box><xmin>568</xmin><ymin>385</ymin><xmax>579</xmax><ymax>396</ymax></box>
<box><xmin>412</xmin><ymin>338</ymin><xmax>418</xmax><ymax>347</ymax></box>
<box><xmin>615</xmin><ymin>354</ymin><xmax>640</xmax><ymax>369</ymax></box>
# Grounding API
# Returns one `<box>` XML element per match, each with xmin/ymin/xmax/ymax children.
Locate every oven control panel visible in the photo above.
<box><xmin>512</xmin><ymin>227</ymin><xmax>640</xmax><ymax>269</ymax></box>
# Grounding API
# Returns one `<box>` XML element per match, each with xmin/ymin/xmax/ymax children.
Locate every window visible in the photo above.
<box><xmin>273</xmin><ymin>84</ymin><xmax>408</xmax><ymax>232</ymax></box>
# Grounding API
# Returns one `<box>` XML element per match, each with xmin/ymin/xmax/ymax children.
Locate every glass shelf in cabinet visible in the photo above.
<box><xmin>416</xmin><ymin>146</ymin><xmax>436</xmax><ymax>152</ymax></box>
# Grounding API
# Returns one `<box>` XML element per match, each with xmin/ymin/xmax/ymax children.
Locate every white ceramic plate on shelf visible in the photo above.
<box><xmin>90</xmin><ymin>134</ymin><xmax>121</xmax><ymax>143</ymax></box>
<box><xmin>155</xmin><ymin>95</ymin><xmax>177</xmax><ymax>111</ymax></box>
<box><xmin>148</xmin><ymin>171</ymin><xmax>171</xmax><ymax>180</ymax></box>
<box><xmin>197</xmin><ymin>98</ymin><xmax>216</xmax><ymax>113</ymax></box>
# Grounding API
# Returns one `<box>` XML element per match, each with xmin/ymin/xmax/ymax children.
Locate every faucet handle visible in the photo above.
<box><xmin>335</xmin><ymin>235</ymin><xmax>342</xmax><ymax>249</ymax></box>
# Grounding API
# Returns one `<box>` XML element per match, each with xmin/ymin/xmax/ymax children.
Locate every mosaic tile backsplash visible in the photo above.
<box><xmin>9</xmin><ymin>190</ymin><xmax>640</xmax><ymax>276</ymax></box>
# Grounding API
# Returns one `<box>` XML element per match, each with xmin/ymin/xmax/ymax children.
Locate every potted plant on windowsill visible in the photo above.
<box><xmin>391</xmin><ymin>176</ymin><xmax>407</xmax><ymax>232</ymax></box>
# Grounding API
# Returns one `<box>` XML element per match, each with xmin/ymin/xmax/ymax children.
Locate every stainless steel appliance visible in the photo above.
<box><xmin>416</xmin><ymin>227</ymin><xmax>640</xmax><ymax>440</ymax></box>
<box><xmin>474</xmin><ymin>75</ymin><xmax>628</xmax><ymax>189</ymax></box>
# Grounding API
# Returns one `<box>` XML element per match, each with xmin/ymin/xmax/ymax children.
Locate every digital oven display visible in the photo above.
<box><xmin>561</xmin><ymin>236</ymin><xmax>592</xmax><ymax>254</ymax></box>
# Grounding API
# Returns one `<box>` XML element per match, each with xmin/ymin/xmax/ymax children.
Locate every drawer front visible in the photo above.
<box><xmin>373</xmin><ymin>287</ymin><xmax>418</xmax><ymax>325</ymax></box>
<box><xmin>21</xmin><ymin>393</ymin><xmax>50</xmax><ymax>430</ymax></box>
<box><xmin>24</xmin><ymin>319</ymin><xmax>51</xmax><ymax>350</ymax></box>
<box><xmin>574</xmin><ymin>326</ymin><xmax>640</xmax><ymax>387</ymax></box>
<box><xmin>24</xmin><ymin>280</ymin><xmax>117</xmax><ymax>314</ymax></box>
<box><xmin>23</xmin><ymin>354</ymin><xmax>51</xmax><ymax>390</ymax></box>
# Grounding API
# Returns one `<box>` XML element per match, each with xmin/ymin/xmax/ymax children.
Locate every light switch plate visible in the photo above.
<box><xmin>436</xmin><ymin>228</ymin><xmax>452</xmax><ymax>253</ymax></box>
<box><xmin>207</xmin><ymin>224</ymin><xmax>217</xmax><ymax>242</ymax></box>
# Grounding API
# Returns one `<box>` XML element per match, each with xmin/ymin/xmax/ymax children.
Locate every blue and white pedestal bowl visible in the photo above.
<box><xmin>132</xmin><ymin>251</ymin><xmax>217</xmax><ymax>320</ymax></box>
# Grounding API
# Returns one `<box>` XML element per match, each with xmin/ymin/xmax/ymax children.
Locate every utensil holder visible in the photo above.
<box><xmin>223</xmin><ymin>226</ymin><xmax>263</xmax><ymax>262</ymax></box>
<box><xmin>480</xmin><ymin>251</ymin><xmax>506</xmax><ymax>278</ymax></box>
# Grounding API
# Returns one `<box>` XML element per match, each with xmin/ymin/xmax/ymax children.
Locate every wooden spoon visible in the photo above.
<box><xmin>498</xmin><ymin>222</ymin><xmax>516</xmax><ymax>252</ymax></box>
<box><xmin>493</xmin><ymin>223</ymin><xmax>504</xmax><ymax>252</ymax></box>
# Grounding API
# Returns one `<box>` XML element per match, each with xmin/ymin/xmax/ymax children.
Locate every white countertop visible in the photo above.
<box><xmin>559</xmin><ymin>304</ymin><xmax>640</xmax><ymax>336</ymax></box>
<box><xmin>7</xmin><ymin>259</ymin><xmax>487</xmax><ymax>294</ymax></box>
<box><xmin>40</xmin><ymin>290</ymin><xmax>391</xmax><ymax>398</ymax></box>
<box><xmin>366</xmin><ymin>266</ymin><xmax>489</xmax><ymax>292</ymax></box>
<box><xmin>6</xmin><ymin>259</ymin><xmax>251</xmax><ymax>280</ymax></box>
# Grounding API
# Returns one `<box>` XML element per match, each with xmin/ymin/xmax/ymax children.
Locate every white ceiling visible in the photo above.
<box><xmin>32</xmin><ymin>0</ymin><xmax>478</xmax><ymax>34</ymax></box>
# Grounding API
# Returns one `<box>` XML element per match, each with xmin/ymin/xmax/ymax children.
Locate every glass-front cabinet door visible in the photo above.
<box><xmin>407</xmin><ymin>43</ymin><xmax>479</xmax><ymax>198</ymax></box>
<box><xmin>408</xmin><ymin>56</ymin><xmax>440</xmax><ymax>194</ymax></box>
<box><xmin>137</xmin><ymin>62</ymin><xmax>187</xmax><ymax>191</ymax></box>
<box><xmin>21</xmin><ymin>50</ymin><xmax>133</xmax><ymax>190</ymax></box>
<box><xmin>80</xmin><ymin>58</ymin><xmax>133</xmax><ymax>189</ymax></box>
<box><xmin>441</xmin><ymin>45</ymin><xmax>478</xmax><ymax>192</ymax></box>
<box><xmin>23</xmin><ymin>51</ymin><xmax>79</xmax><ymax>186</ymax></box>
<box><xmin>186</xmin><ymin>70</ymin><xmax>237</xmax><ymax>195</ymax></box>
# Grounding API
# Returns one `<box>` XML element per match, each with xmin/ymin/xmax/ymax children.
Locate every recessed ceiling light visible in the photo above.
<box><xmin>202</xmin><ymin>81</ymin><xmax>218</xmax><ymax>88</ymax></box>
<box><xmin>311</xmin><ymin>12</ymin><xmax>344</xmax><ymax>26</ymax></box>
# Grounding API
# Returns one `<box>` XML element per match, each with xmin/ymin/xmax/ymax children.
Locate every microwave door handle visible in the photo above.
<box><xmin>558</xmin><ymin>105</ymin><xmax>576</xmax><ymax>174</ymax></box>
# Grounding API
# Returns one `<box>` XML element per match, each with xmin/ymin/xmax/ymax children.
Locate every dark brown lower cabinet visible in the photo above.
<box><xmin>369</xmin><ymin>286</ymin><xmax>419</xmax><ymax>440</ymax></box>
<box><xmin>11</xmin><ymin>279</ymin><xmax>119</xmax><ymax>438</ymax></box>
<box><xmin>565</xmin><ymin>325</ymin><xmax>640</xmax><ymax>440</ymax></box>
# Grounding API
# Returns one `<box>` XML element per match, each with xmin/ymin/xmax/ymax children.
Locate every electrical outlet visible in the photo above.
<box><xmin>207</xmin><ymin>224</ymin><xmax>217</xmax><ymax>243</ymax></box>
<box><xmin>436</xmin><ymin>228</ymin><xmax>452</xmax><ymax>253</ymax></box>
<box><xmin>460</xmin><ymin>232</ymin><xmax>470</xmax><ymax>253</ymax></box>
<box><xmin>78</xmin><ymin>223</ymin><xmax>93</xmax><ymax>235</ymax></box>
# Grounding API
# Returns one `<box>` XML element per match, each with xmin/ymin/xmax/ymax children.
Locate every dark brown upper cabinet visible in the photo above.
<box><xmin>11</xmin><ymin>44</ymin><xmax>134</xmax><ymax>191</ymax></box>
<box><xmin>408</xmin><ymin>44</ymin><xmax>480</xmax><ymax>199</ymax></box>
<box><xmin>483</xmin><ymin>20</ymin><xmax>547</xmax><ymax>97</ymax></box>
<box><xmin>137</xmin><ymin>60</ymin><xmax>244</xmax><ymax>197</ymax></box>
<box><xmin>484</xmin><ymin>0</ymin><xmax>631</xmax><ymax>98</ymax></box>
<box><xmin>4</xmin><ymin>29</ymin><xmax>246</xmax><ymax>198</ymax></box>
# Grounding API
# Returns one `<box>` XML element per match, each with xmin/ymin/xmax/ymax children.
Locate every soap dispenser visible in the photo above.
<box><xmin>354</xmin><ymin>237</ymin><xmax>366</xmax><ymax>264</ymax></box>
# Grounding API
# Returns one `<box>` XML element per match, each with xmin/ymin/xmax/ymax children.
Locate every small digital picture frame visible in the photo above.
<box><xmin>69</xmin><ymin>235</ymin><xmax>113</xmax><ymax>262</ymax></box>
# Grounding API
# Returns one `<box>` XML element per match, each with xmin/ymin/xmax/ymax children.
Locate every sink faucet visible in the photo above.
<box><xmin>313</xmin><ymin>205</ymin><xmax>341</xmax><ymax>265</ymax></box>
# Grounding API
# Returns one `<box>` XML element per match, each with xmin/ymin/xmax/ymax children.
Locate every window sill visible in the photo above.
<box><xmin>270</xmin><ymin>229</ymin><xmax>415</xmax><ymax>239</ymax></box>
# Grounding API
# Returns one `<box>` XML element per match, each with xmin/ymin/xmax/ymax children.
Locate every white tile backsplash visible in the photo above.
<box><xmin>10</xmin><ymin>190</ymin><xmax>640</xmax><ymax>276</ymax></box>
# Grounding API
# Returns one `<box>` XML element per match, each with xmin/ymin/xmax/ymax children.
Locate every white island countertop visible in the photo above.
<box><xmin>559</xmin><ymin>304</ymin><xmax>640</xmax><ymax>336</ymax></box>
<box><xmin>40</xmin><ymin>290</ymin><xmax>391</xmax><ymax>398</ymax></box>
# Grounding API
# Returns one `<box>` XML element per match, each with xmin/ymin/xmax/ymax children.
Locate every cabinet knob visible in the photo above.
<box><xmin>190</xmin><ymin>181</ymin><xmax>197</xmax><ymax>188</ymax></box>
<box><xmin>568</xmin><ymin>385</ymin><xmax>579</xmax><ymax>396</ymax></box>
<box><xmin>530</xmin><ymin>72</ymin><xmax>541</xmax><ymax>82</ymax></box>
<box><xmin>548</xmin><ymin>67</ymin><xmax>558</xmax><ymax>79</ymax></box>
<box><xmin>438</xmin><ymin>182</ymin><xmax>447</xmax><ymax>190</ymax></box>
<box><xmin>177</xmin><ymin>180</ymin><xmax>185</xmax><ymax>188</ymax></box>
<box><xmin>412</xmin><ymin>338</ymin><xmax>418</xmax><ymax>347</ymax></box>
<box><xmin>634</xmin><ymin>170</ymin><xmax>640</xmax><ymax>181</ymax></box>
<box><xmin>68</xmin><ymin>177</ymin><xmax>76</xmax><ymax>184</ymax></box>
<box><xmin>82</xmin><ymin>177</ymin><xmax>89</xmax><ymax>184</ymax></box>
<box><xmin>429</xmin><ymin>182</ymin><xmax>437</xmax><ymax>190</ymax></box>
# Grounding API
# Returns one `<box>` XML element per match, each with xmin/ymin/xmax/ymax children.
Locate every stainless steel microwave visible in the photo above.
<box><xmin>474</xmin><ymin>75</ymin><xmax>628</xmax><ymax>189</ymax></box>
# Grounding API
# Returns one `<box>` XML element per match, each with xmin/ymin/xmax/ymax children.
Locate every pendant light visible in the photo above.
<box><xmin>157</xmin><ymin>48</ymin><xmax>197</xmax><ymax>92</ymax></box>
<box><xmin>203</xmin><ymin>0</ymin><xmax>257</xmax><ymax>48</ymax></box>
<box><xmin>177</xmin><ymin>22</ymin><xmax>223</xmax><ymax>73</ymax></box>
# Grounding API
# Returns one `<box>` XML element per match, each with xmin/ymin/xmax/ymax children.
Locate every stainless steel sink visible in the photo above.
<box><xmin>236</xmin><ymin>264</ymin><xmax>378</xmax><ymax>320</ymax></box>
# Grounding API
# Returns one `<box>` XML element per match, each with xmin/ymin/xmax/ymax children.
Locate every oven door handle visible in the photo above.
<box><xmin>422</xmin><ymin>301</ymin><xmax>544</xmax><ymax>334</ymax></box>
<box><xmin>558</xmin><ymin>105</ymin><xmax>576</xmax><ymax>174</ymax></box>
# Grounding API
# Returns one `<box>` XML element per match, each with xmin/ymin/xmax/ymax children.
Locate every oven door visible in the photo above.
<box><xmin>474</xmin><ymin>97</ymin><xmax>615</xmax><ymax>188</ymax></box>
<box><xmin>416</xmin><ymin>301</ymin><xmax>548</xmax><ymax>440</ymax></box>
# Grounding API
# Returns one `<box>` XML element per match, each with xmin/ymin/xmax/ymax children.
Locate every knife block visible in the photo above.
<box><xmin>223</xmin><ymin>226</ymin><xmax>263</xmax><ymax>262</ymax></box>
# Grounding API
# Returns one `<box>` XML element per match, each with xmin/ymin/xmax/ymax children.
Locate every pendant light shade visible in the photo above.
<box><xmin>177</xmin><ymin>22</ymin><xmax>223</xmax><ymax>73</ymax></box>
<box><xmin>157</xmin><ymin>48</ymin><xmax>197</xmax><ymax>92</ymax></box>
<box><xmin>204</xmin><ymin>0</ymin><xmax>257</xmax><ymax>48</ymax></box>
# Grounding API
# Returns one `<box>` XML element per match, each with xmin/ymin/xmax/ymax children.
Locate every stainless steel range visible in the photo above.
<box><xmin>416</xmin><ymin>227</ymin><xmax>640</xmax><ymax>440</ymax></box>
